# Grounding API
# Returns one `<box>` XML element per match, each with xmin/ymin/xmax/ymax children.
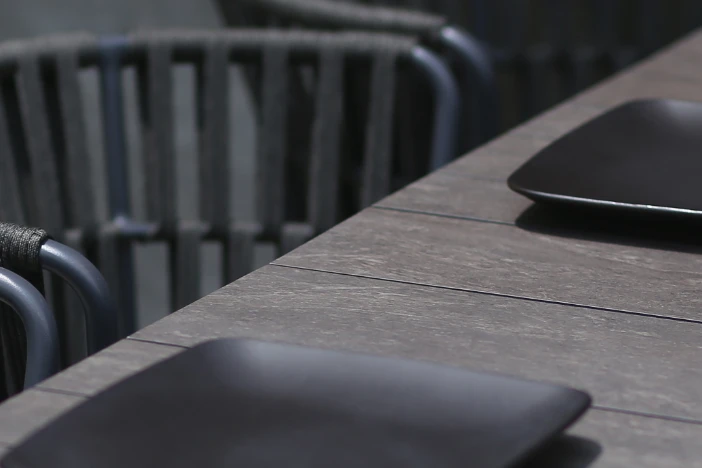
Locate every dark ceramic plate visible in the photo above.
<box><xmin>508</xmin><ymin>99</ymin><xmax>702</xmax><ymax>219</ymax></box>
<box><xmin>2</xmin><ymin>339</ymin><xmax>591</xmax><ymax>468</ymax></box>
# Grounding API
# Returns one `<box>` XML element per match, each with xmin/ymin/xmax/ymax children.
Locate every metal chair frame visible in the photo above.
<box><xmin>0</xmin><ymin>267</ymin><xmax>59</xmax><ymax>388</ymax></box>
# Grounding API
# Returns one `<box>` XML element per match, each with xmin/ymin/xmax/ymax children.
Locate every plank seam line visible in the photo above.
<box><xmin>371</xmin><ymin>205</ymin><xmax>514</xmax><ymax>226</ymax></box>
<box><xmin>270</xmin><ymin>263</ymin><xmax>702</xmax><ymax>326</ymax></box>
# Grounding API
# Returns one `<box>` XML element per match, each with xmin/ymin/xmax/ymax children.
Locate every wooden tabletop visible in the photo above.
<box><xmin>2</xmin><ymin>29</ymin><xmax>702</xmax><ymax>467</ymax></box>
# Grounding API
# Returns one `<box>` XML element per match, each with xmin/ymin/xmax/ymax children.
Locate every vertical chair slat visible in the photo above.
<box><xmin>638</xmin><ymin>0</ymin><xmax>663</xmax><ymax>54</ymax></box>
<box><xmin>54</xmin><ymin>48</ymin><xmax>97</xmax><ymax>228</ymax></box>
<box><xmin>12</xmin><ymin>58</ymin><xmax>72</xmax><ymax>367</ymax></box>
<box><xmin>594</xmin><ymin>0</ymin><xmax>618</xmax><ymax>49</ymax></box>
<box><xmin>257</xmin><ymin>45</ymin><xmax>289</xmax><ymax>237</ymax></box>
<box><xmin>554</xmin><ymin>1</ymin><xmax>592</xmax><ymax>96</ymax></box>
<box><xmin>524</xmin><ymin>49</ymin><xmax>551</xmax><ymax>119</ymax></box>
<box><xmin>308</xmin><ymin>49</ymin><xmax>344</xmax><ymax>232</ymax></box>
<box><xmin>15</xmin><ymin>55</ymin><xmax>64</xmax><ymax>237</ymax></box>
<box><xmin>98</xmin><ymin>37</ymin><xmax>138</xmax><ymax>335</ymax></box>
<box><xmin>44</xmin><ymin>48</ymin><xmax>96</xmax><ymax>364</ymax></box>
<box><xmin>96</xmin><ymin>226</ymin><xmax>134</xmax><ymax>336</ymax></box>
<box><xmin>139</xmin><ymin>42</ymin><xmax>176</xmax><ymax>223</ymax></box>
<box><xmin>100</xmin><ymin>36</ymin><xmax>131</xmax><ymax>218</ymax></box>
<box><xmin>171</xmin><ymin>221</ymin><xmax>203</xmax><ymax>310</ymax></box>
<box><xmin>172</xmin><ymin>41</ymin><xmax>232</xmax><ymax>312</ymax></box>
<box><xmin>0</xmin><ymin>92</ymin><xmax>25</xmax><ymax>224</ymax></box>
<box><xmin>224</xmin><ymin>221</ymin><xmax>262</xmax><ymax>282</ymax></box>
<box><xmin>568</xmin><ymin>48</ymin><xmax>594</xmax><ymax>98</ymax></box>
<box><xmin>545</xmin><ymin>0</ymin><xmax>572</xmax><ymax>99</ymax></box>
<box><xmin>682</xmin><ymin>0</ymin><xmax>702</xmax><ymax>33</ymax></box>
<box><xmin>197</xmin><ymin>41</ymin><xmax>230</xmax><ymax>229</ymax></box>
<box><xmin>189</xmin><ymin>41</ymin><xmax>230</xmax><ymax>309</ymax></box>
<box><xmin>502</xmin><ymin>0</ymin><xmax>527</xmax><ymax>53</ymax></box>
<box><xmin>545</xmin><ymin>0</ymin><xmax>570</xmax><ymax>48</ymax></box>
<box><xmin>470</xmin><ymin>0</ymin><xmax>489</xmax><ymax>42</ymax></box>
<box><xmin>594</xmin><ymin>0</ymin><xmax>619</xmax><ymax>74</ymax></box>
<box><xmin>280</xmin><ymin>222</ymin><xmax>314</xmax><ymax>256</ymax></box>
<box><xmin>361</xmin><ymin>50</ymin><xmax>396</xmax><ymax>208</ymax></box>
<box><xmin>57</xmin><ymin>233</ymin><xmax>89</xmax><ymax>364</ymax></box>
<box><xmin>500</xmin><ymin>1</ymin><xmax>529</xmax><ymax>121</ymax></box>
<box><xmin>140</xmin><ymin>42</ymin><xmax>201</xmax><ymax>312</ymax></box>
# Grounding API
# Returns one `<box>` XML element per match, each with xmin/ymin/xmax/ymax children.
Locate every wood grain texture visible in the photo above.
<box><xmin>377</xmin><ymin>170</ymin><xmax>532</xmax><ymax>223</ymax></box>
<box><xmin>567</xmin><ymin>411</ymin><xmax>702</xmax><ymax>468</ymax></box>
<box><xmin>38</xmin><ymin>339</ymin><xmax>183</xmax><ymax>396</ymax></box>
<box><xmin>275</xmin><ymin>208</ymin><xmax>702</xmax><ymax>323</ymax></box>
<box><xmin>133</xmin><ymin>266</ymin><xmax>702</xmax><ymax>421</ymax></box>
<box><xmin>0</xmin><ymin>389</ymin><xmax>84</xmax><ymax>445</ymax></box>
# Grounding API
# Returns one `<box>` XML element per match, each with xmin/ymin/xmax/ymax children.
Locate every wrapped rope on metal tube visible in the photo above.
<box><xmin>0</xmin><ymin>222</ymin><xmax>118</xmax><ymax>399</ymax></box>
<box><xmin>0</xmin><ymin>222</ymin><xmax>52</xmax><ymax>397</ymax></box>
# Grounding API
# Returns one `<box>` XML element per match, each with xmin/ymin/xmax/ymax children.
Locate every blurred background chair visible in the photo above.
<box><xmin>0</xmin><ymin>29</ymin><xmax>458</xmax><ymax>343</ymax></box>
<box><xmin>216</xmin><ymin>0</ymin><xmax>702</xmax><ymax>132</ymax></box>
<box><xmin>0</xmin><ymin>222</ymin><xmax>117</xmax><ymax>381</ymax></box>
<box><xmin>0</xmin><ymin>222</ymin><xmax>118</xmax><ymax>399</ymax></box>
<box><xmin>217</xmin><ymin>0</ymin><xmax>499</xmax><ymax>152</ymax></box>
<box><xmin>463</xmin><ymin>0</ymin><xmax>702</xmax><ymax>127</ymax></box>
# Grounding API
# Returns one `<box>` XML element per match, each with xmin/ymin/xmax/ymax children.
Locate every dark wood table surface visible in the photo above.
<box><xmin>3</xmin><ymin>29</ymin><xmax>702</xmax><ymax>468</ymax></box>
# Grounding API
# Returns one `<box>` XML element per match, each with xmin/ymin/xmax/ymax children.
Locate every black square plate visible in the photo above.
<box><xmin>508</xmin><ymin>99</ymin><xmax>702</xmax><ymax>218</ymax></box>
<box><xmin>2</xmin><ymin>339</ymin><xmax>591</xmax><ymax>468</ymax></box>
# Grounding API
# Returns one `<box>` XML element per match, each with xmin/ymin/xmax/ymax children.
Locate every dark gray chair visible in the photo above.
<box><xmin>0</xmin><ymin>29</ymin><xmax>459</xmax><ymax>337</ymax></box>
<box><xmin>0</xmin><ymin>267</ymin><xmax>58</xmax><ymax>396</ymax></box>
<box><xmin>217</xmin><ymin>0</ymin><xmax>498</xmax><ymax>151</ymax></box>
<box><xmin>225</xmin><ymin>0</ymin><xmax>702</xmax><ymax>131</ymax></box>
<box><xmin>0</xmin><ymin>222</ymin><xmax>117</xmax><ymax>395</ymax></box>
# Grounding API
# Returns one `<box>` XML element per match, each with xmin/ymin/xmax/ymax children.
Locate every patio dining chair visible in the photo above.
<box><xmin>0</xmin><ymin>266</ymin><xmax>58</xmax><ymax>398</ymax></box>
<box><xmin>227</xmin><ymin>0</ymin><xmax>702</xmax><ymax>130</ymax></box>
<box><xmin>0</xmin><ymin>222</ymin><xmax>117</xmax><ymax>375</ymax></box>
<box><xmin>0</xmin><ymin>29</ymin><xmax>459</xmax><ymax>337</ymax></box>
<box><xmin>216</xmin><ymin>0</ymin><xmax>499</xmax><ymax>151</ymax></box>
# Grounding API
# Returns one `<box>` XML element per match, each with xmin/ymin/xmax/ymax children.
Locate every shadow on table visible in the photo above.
<box><xmin>521</xmin><ymin>434</ymin><xmax>602</xmax><ymax>467</ymax></box>
<box><xmin>515</xmin><ymin>203</ymin><xmax>702</xmax><ymax>255</ymax></box>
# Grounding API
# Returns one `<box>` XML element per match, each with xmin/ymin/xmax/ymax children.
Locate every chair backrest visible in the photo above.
<box><xmin>218</xmin><ymin>0</ymin><xmax>498</xmax><ymax>150</ymax></box>
<box><xmin>465</xmin><ymin>0</ymin><xmax>701</xmax><ymax>124</ymax></box>
<box><xmin>240</xmin><ymin>0</ymin><xmax>701</xmax><ymax>130</ymax></box>
<box><xmin>0</xmin><ymin>34</ymin><xmax>100</xmax><ymax>237</ymax></box>
<box><xmin>0</xmin><ymin>29</ymin><xmax>458</xmax><ymax>328</ymax></box>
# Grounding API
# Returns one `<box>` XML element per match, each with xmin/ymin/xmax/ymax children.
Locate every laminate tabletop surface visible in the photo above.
<box><xmin>3</xmin><ymin>28</ymin><xmax>702</xmax><ymax>468</ymax></box>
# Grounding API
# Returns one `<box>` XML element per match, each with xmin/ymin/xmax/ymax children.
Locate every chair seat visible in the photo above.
<box><xmin>2</xmin><ymin>338</ymin><xmax>590</xmax><ymax>468</ymax></box>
